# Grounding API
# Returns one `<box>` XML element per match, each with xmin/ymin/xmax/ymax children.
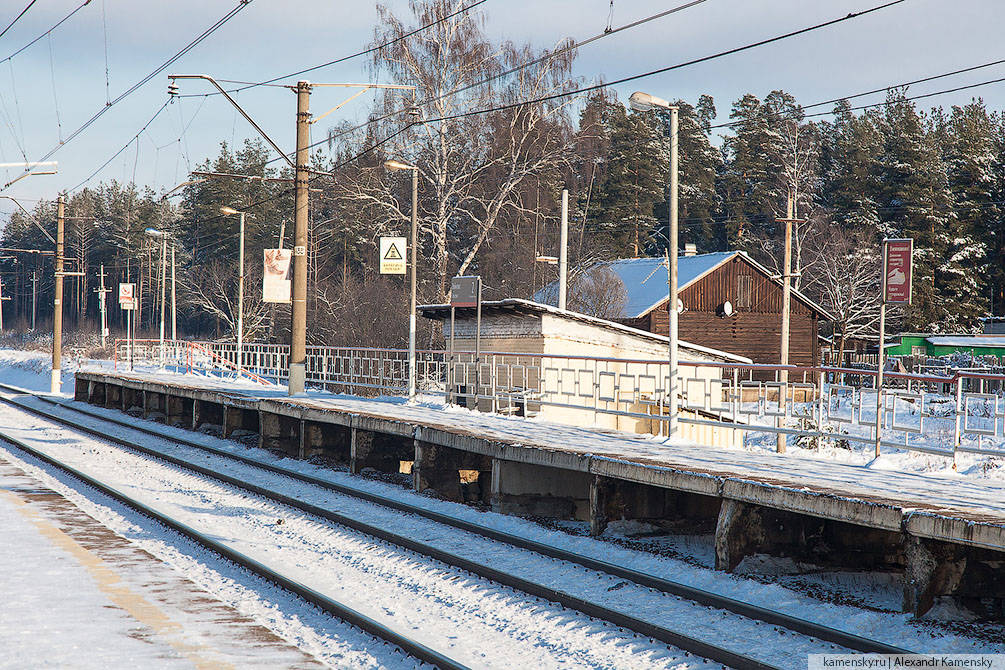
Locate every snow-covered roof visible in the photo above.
<box><xmin>925</xmin><ymin>336</ymin><xmax>1005</xmax><ymax>348</ymax></box>
<box><xmin>417</xmin><ymin>298</ymin><xmax>753</xmax><ymax>364</ymax></box>
<box><xmin>534</xmin><ymin>251</ymin><xmax>833</xmax><ymax>320</ymax></box>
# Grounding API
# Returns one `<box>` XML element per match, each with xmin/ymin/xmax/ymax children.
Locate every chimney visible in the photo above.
<box><xmin>684</xmin><ymin>243</ymin><xmax>697</xmax><ymax>257</ymax></box>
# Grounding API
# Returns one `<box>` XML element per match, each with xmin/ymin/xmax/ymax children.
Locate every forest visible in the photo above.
<box><xmin>2</xmin><ymin>0</ymin><xmax>1003</xmax><ymax>361</ymax></box>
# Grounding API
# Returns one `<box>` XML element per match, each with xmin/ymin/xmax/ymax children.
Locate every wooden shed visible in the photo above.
<box><xmin>538</xmin><ymin>252</ymin><xmax>833</xmax><ymax>368</ymax></box>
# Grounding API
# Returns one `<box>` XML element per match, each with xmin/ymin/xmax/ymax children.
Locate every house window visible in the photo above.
<box><xmin>911</xmin><ymin>346</ymin><xmax>926</xmax><ymax>357</ymax></box>
<box><xmin>736</xmin><ymin>275</ymin><xmax>752</xmax><ymax>309</ymax></box>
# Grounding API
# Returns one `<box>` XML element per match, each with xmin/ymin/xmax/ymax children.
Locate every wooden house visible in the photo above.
<box><xmin>537</xmin><ymin>252</ymin><xmax>833</xmax><ymax>367</ymax></box>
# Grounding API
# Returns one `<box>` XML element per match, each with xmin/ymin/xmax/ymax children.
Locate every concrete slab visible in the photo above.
<box><xmin>74</xmin><ymin>370</ymin><xmax>1005</xmax><ymax>553</ymax></box>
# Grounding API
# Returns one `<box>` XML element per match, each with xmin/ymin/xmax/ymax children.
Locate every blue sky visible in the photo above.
<box><xmin>1</xmin><ymin>0</ymin><xmax>1003</xmax><ymax>217</ymax></box>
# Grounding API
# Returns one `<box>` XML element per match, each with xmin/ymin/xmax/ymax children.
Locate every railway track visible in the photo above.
<box><xmin>0</xmin><ymin>383</ymin><xmax>912</xmax><ymax>668</ymax></box>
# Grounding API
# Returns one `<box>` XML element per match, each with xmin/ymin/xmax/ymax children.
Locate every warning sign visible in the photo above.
<box><xmin>118</xmin><ymin>283</ymin><xmax>136</xmax><ymax>310</ymax></box>
<box><xmin>379</xmin><ymin>236</ymin><xmax>407</xmax><ymax>275</ymax></box>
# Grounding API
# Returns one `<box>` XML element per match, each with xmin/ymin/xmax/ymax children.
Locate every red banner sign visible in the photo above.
<box><xmin>883</xmin><ymin>238</ymin><xmax>913</xmax><ymax>304</ymax></box>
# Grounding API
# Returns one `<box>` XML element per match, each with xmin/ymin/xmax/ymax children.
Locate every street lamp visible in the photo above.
<box><xmin>220</xmin><ymin>206</ymin><xmax>246</xmax><ymax>379</ymax></box>
<box><xmin>384</xmin><ymin>159</ymin><xmax>419</xmax><ymax>402</ymax></box>
<box><xmin>629</xmin><ymin>90</ymin><xmax>680</xmax><ymax>438</ymax></box>
<box><xmin>144</xmin><ymin>227</ymin><xmax>174</xmax><ymax>368</ymax></box>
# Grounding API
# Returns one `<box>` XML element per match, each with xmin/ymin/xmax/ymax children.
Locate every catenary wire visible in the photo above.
<box><xmin>0</xmin><ymin>0</ymin><xmax>254</xmax><ymax>192</ymax></box>
<box><xmin>150</xmin><ymin>0</ymin><xmax>918</xmax><ymax>232</ymax></box>
<box><xmin>1</xmin><ymin>0</ymin><xmax>92</xmax><ymax>64</ymax></box>
<box><xmin>0</xmin><ymin>0</ymin><xmax>38</xmax><ymax>42</ymax></box>
<box><xmin>260</xmin><ymin>0</ymin><xmax>913</xmax><ymax>174</ymax></box>
<box><xmin>186</xmin><ymin>0</ymin><xmax>491</xmax><ymax>97</ymax></box>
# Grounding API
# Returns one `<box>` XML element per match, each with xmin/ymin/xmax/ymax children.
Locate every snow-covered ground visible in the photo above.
<box><xmin>1</xmin><ymin>349</ymin><xmax>1003</xmax><ymax>668</ymax></box>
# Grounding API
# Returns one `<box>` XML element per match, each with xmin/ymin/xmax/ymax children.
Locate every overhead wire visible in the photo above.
<box><xmin>414</xmin><ymin>0</ymin><xmax>909</xmax><ymax>128</ymax></box>
<box><xmin>432</xmin><ymin>0</ymin><xmax>710</xmax><ymax>106</ymax></box>
<box><xmin>217</xmin><ymin>0</ymin><xmax>718</xmax><ymax>175</ymax></box>
<box><xmin>164</xmin><ymin>0</ymin><xmax>918</xmax><ymax>227</ymax></box>
<box><xmin>67</xmin><ymin>0</ymin><xmax>483</xmax><ymax>192</ymax></box>
<box><xmin>1</xmin><ymin>0</ymin><xmax>255</xmax><ymax>191</ymax></box>
<box><xmin>306</xmin><ymin>0</ymin><xmax>911</xmax><ymax>178</ymax></box>
<box><xmin>0</xmin><ymin>0</ymin><xmax>38</xmax><ymax>42</ymax></box>
<box><xmin>0</xmin><ymin>0</ymin><xmax>91</xmax><ymax>64</ymax></box>
<box><xmin>184</xmin><ymin>0</ymin><xmax>491</xmax><ymax>97</ymax></box>
<box><xmin>67</xmin><ymin>99</ymin><xmax>172</xmax><ymax>193</ymax></box>
<box><xmin>706</xmin><ymin>57</ymin><xmax>1005</xmax><ymax>131</ymax></box>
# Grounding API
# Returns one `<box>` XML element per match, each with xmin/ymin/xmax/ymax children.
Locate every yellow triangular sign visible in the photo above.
<box><xmin>384</xmin><ymin>243</ymin><xmax>403</xmax><ymax>260</ymax></box>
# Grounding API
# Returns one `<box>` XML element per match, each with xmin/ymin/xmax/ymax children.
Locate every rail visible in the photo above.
<box><xmin>105</xmin><ymin>339</ymin><xmax>1005</xmax><ymax>466</ymax></box>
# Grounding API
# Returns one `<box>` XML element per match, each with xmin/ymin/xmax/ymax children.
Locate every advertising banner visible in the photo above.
<box><xmin>883</xmin><ymin>238</ymin><xmax>913</xmax><ymax>304</ymax></box>
<box><xmin>263</xmin><ymin>248</ymin><xmax>292</xmax><ymax>304</ymax></box>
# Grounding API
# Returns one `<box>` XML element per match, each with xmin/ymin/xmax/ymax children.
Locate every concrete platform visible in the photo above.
<box><xmin>74</xmin><ymin>369</ymin><xmax>1005</xmax><ymax>620</ymax></box>
<box><xmin>0</xmin><ymin>455</ymin><xmax>325</xmax><ymax>669</ymax></box>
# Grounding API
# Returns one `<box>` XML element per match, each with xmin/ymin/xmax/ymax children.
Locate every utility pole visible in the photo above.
<box><xmin>52</xmin><ymin>196</ymin><xmax>65</xmax><ymax>395</ymax></box>
<box><xmin>96</xmin><ymin>264</ymin><xmax>109</xmax><ymax>348</ymax></box>
<box><xmin>170</xmin><ymin>246</ymin><xmax>176</xmax><ymax>341</ymax></box>
<box><xmin>0</xmin><ymin>277</ymin><xmax>5</xmax><ymax>331</ymax></box>
<box><xmin>31</xmin><ymin>269</ymin><xmax>37</xmax><ymax>330</ymax></box>
<box><xmin>775</xmin><ymin>190</ymin><xmax>796</xmax><ymax>453</ymax></box>
<box><xmin>158</xmin><ymin>233</ymin><xmax>167</xmax><ymax>366</ymax></box>
<box><xmin>774</xmin><ymin>190</ymin><xmax>808</xmax><ymax>453</ymax></box>
<box><xmin>559</xmin><ymin>189</ymin><xmax>569</xmax><ymax>311</ymax></box>
<box><xmin>289</xmin><ymin>80</ymin><xmax>311</xmax><ymax>395</ymax></box>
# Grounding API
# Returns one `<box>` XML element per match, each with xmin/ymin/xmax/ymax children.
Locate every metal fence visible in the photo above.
<box><xmin>111</xmin><ymin>339</ymin><xmax>1005</xmax><ymax>464</ymax></box>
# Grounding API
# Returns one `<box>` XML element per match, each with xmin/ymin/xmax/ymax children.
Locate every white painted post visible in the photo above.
<box><xmin>559</xmin><ymin>189</ymin><xmax>568</xmax><ymax>311</ymax></box>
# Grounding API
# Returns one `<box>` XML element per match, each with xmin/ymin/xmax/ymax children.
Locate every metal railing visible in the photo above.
<box><xmin>107</xmin><ymin>339</ymin><xmax>1005</xmax><ymax>465</ymax></box>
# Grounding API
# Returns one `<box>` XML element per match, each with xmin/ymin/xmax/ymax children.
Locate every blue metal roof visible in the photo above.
<box><xmin>534</xmin><ymin>252</ymin><xmax>738</xmax><ymax>318</ymax></box>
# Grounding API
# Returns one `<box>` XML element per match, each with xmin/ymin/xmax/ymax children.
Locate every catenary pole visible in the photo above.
<box><xmin>289</xmin><ymin>80</ymin><xmax>311</xmax><ymax>395</ymax></box>
<box><xmin>159</xmin><ymin>234</ymin><xmax>167</xmax><ymax>367</ymax></box>
<box><xmin>559</xmin><ymin>189</ymin><xmax>568</xmax><ymax>311</ymax></box>
<box><xmin>668</xmin><ymin>105</ymin><xmax>679</xmax><ymax>437</ymax></box>
<box><xmin>171</xmin><ymin>246</ymin><xmax>176</xmax><ymax>341</ymax></box>
<box><xmin>408</xmin><ymin>166</ymin><xmax>418</xmax><ymax>402</ymax></box>
<box><xmin>97</xmin><ymin>264</ymin><xmax>108</xmax><ymax>348</ymax></box>
<box><xmin>52</xmin><ymin>196</ymin><xmax>64</xmax><ymax>394</ymax></box>
<box><xmin>875</xmin><ymin>241</ymin><xmax>889</xmax><ymax>458</ymax></box>
<box><xmin>237</xmin><ymin>210</ymin><xmax>245</xmax><ymax>379</ymax></box>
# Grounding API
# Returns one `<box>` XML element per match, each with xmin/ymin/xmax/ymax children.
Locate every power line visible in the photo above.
<box><xmin>180</xmin><ymin>0</ymin><xmax>491</xmax><ymax>98</ymax></box>
<box><xmin>433</xmin><ymin>0</ymin><xmax>710</xmax><ymax>106</ymax></box>
<box><xmin>1</xmin><ymin>0</ymin><xmax>91</xmax><ymax>64</ymax></box>
<box><xmin>707</xmin><ymin>59</ymin><xmax>1005</xmax><ymax>131</ymax></box>
<box><xmin>0</xmin><ymin>0</ymin><xmax>38</xmax><ymax>42</ymax></box>
<box><xmin>68</xmin><ymin>99</ymin><xmax>172</xmax><ymax>193</ymax></box>
<box><xmin>323</xmin><ymin>0</ymin><xmax>909</xmax><ymax>172</ymax></box>
<box><xmin>1</xmin><ymin>0</ymin><xmax>254</xmax><ymax>192</ymax></box>
<box><xmin>802</xmin><ymin>57</ymin><xmax>1005</xmax><ymax>112</ymax></box>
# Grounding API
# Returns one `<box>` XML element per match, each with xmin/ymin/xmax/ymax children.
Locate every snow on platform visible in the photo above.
<box><xmin>74</xmin><ymin>366</ymin><xmax>1005</xmax><ymax>554</ymax></box>
<box><xmin>0</xmin><ymin>457</ymin><xmax>324</xmax><ymax>669</ymax></box>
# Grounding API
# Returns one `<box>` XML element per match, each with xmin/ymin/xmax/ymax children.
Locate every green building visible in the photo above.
<box><xmin>885</xmin><ymin>333</ymin><xmax>1005</xmax><ymax>359</ymax></box>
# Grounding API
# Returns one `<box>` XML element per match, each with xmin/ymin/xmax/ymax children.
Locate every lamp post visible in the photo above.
<box><xmin>144</xmin><ymin>227</ymin><xmax>169</xmax><ymax>367</ymax></box>
<box><xmin>629</xmin><ymin>90</ymin><xmax>679</xmax><ymax>438</ymax></box>
<box><xmin>220</xmin><ymin>206</ymin><xmax>246</xmax><ymax>379</ymax></box>
<box><xmin>384</xmin><ymin>159</ymin><xmax>419</xmax><ymax>402</ymax></box>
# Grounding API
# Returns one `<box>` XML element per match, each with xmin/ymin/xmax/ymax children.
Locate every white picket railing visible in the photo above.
<box><xmin>112</xmin><ymin>339</ymin><xmax>1005</xmax><ymax>464</ymax></box>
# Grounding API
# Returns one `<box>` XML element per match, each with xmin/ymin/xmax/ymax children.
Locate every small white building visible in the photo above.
<box><xmin>419</xmin><ymin>298</ymin><xmax>750</xmax><ymax>446</ymax></box>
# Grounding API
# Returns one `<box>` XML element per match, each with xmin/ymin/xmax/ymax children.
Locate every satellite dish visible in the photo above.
<box><xmin>677</xmin><ymin>298</ymin><xmax>684</xmax><ymax>314</ymax></box>
<box><xmin>716</xmin><ymin>301</ymin><xmax>734</xmax><ymax>318</ymax></box>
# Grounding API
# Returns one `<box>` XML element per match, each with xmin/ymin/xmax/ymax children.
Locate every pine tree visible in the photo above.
<box><xmin>877</xmin><ymin>91</ymin><xmax>956</xmax><ymax>331</ymax></box>
<box><xmin>943</xmin><ymin>100</ymin><xmax>997</xmax><ymax>327</ymax></box>
<box><xmin>590</xmin><ymin>103</ymin><xmax>667</xmax><ymax>257</ymax></box>
<box><xmin>820</xmin><ymin>100</ymin><xmax>883</xmax><ymax>235</ymax></box>
<box><xmin>650</xmin><ymin>95</ymin><xmax>722</xmax><ymax>253</ymax></box>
